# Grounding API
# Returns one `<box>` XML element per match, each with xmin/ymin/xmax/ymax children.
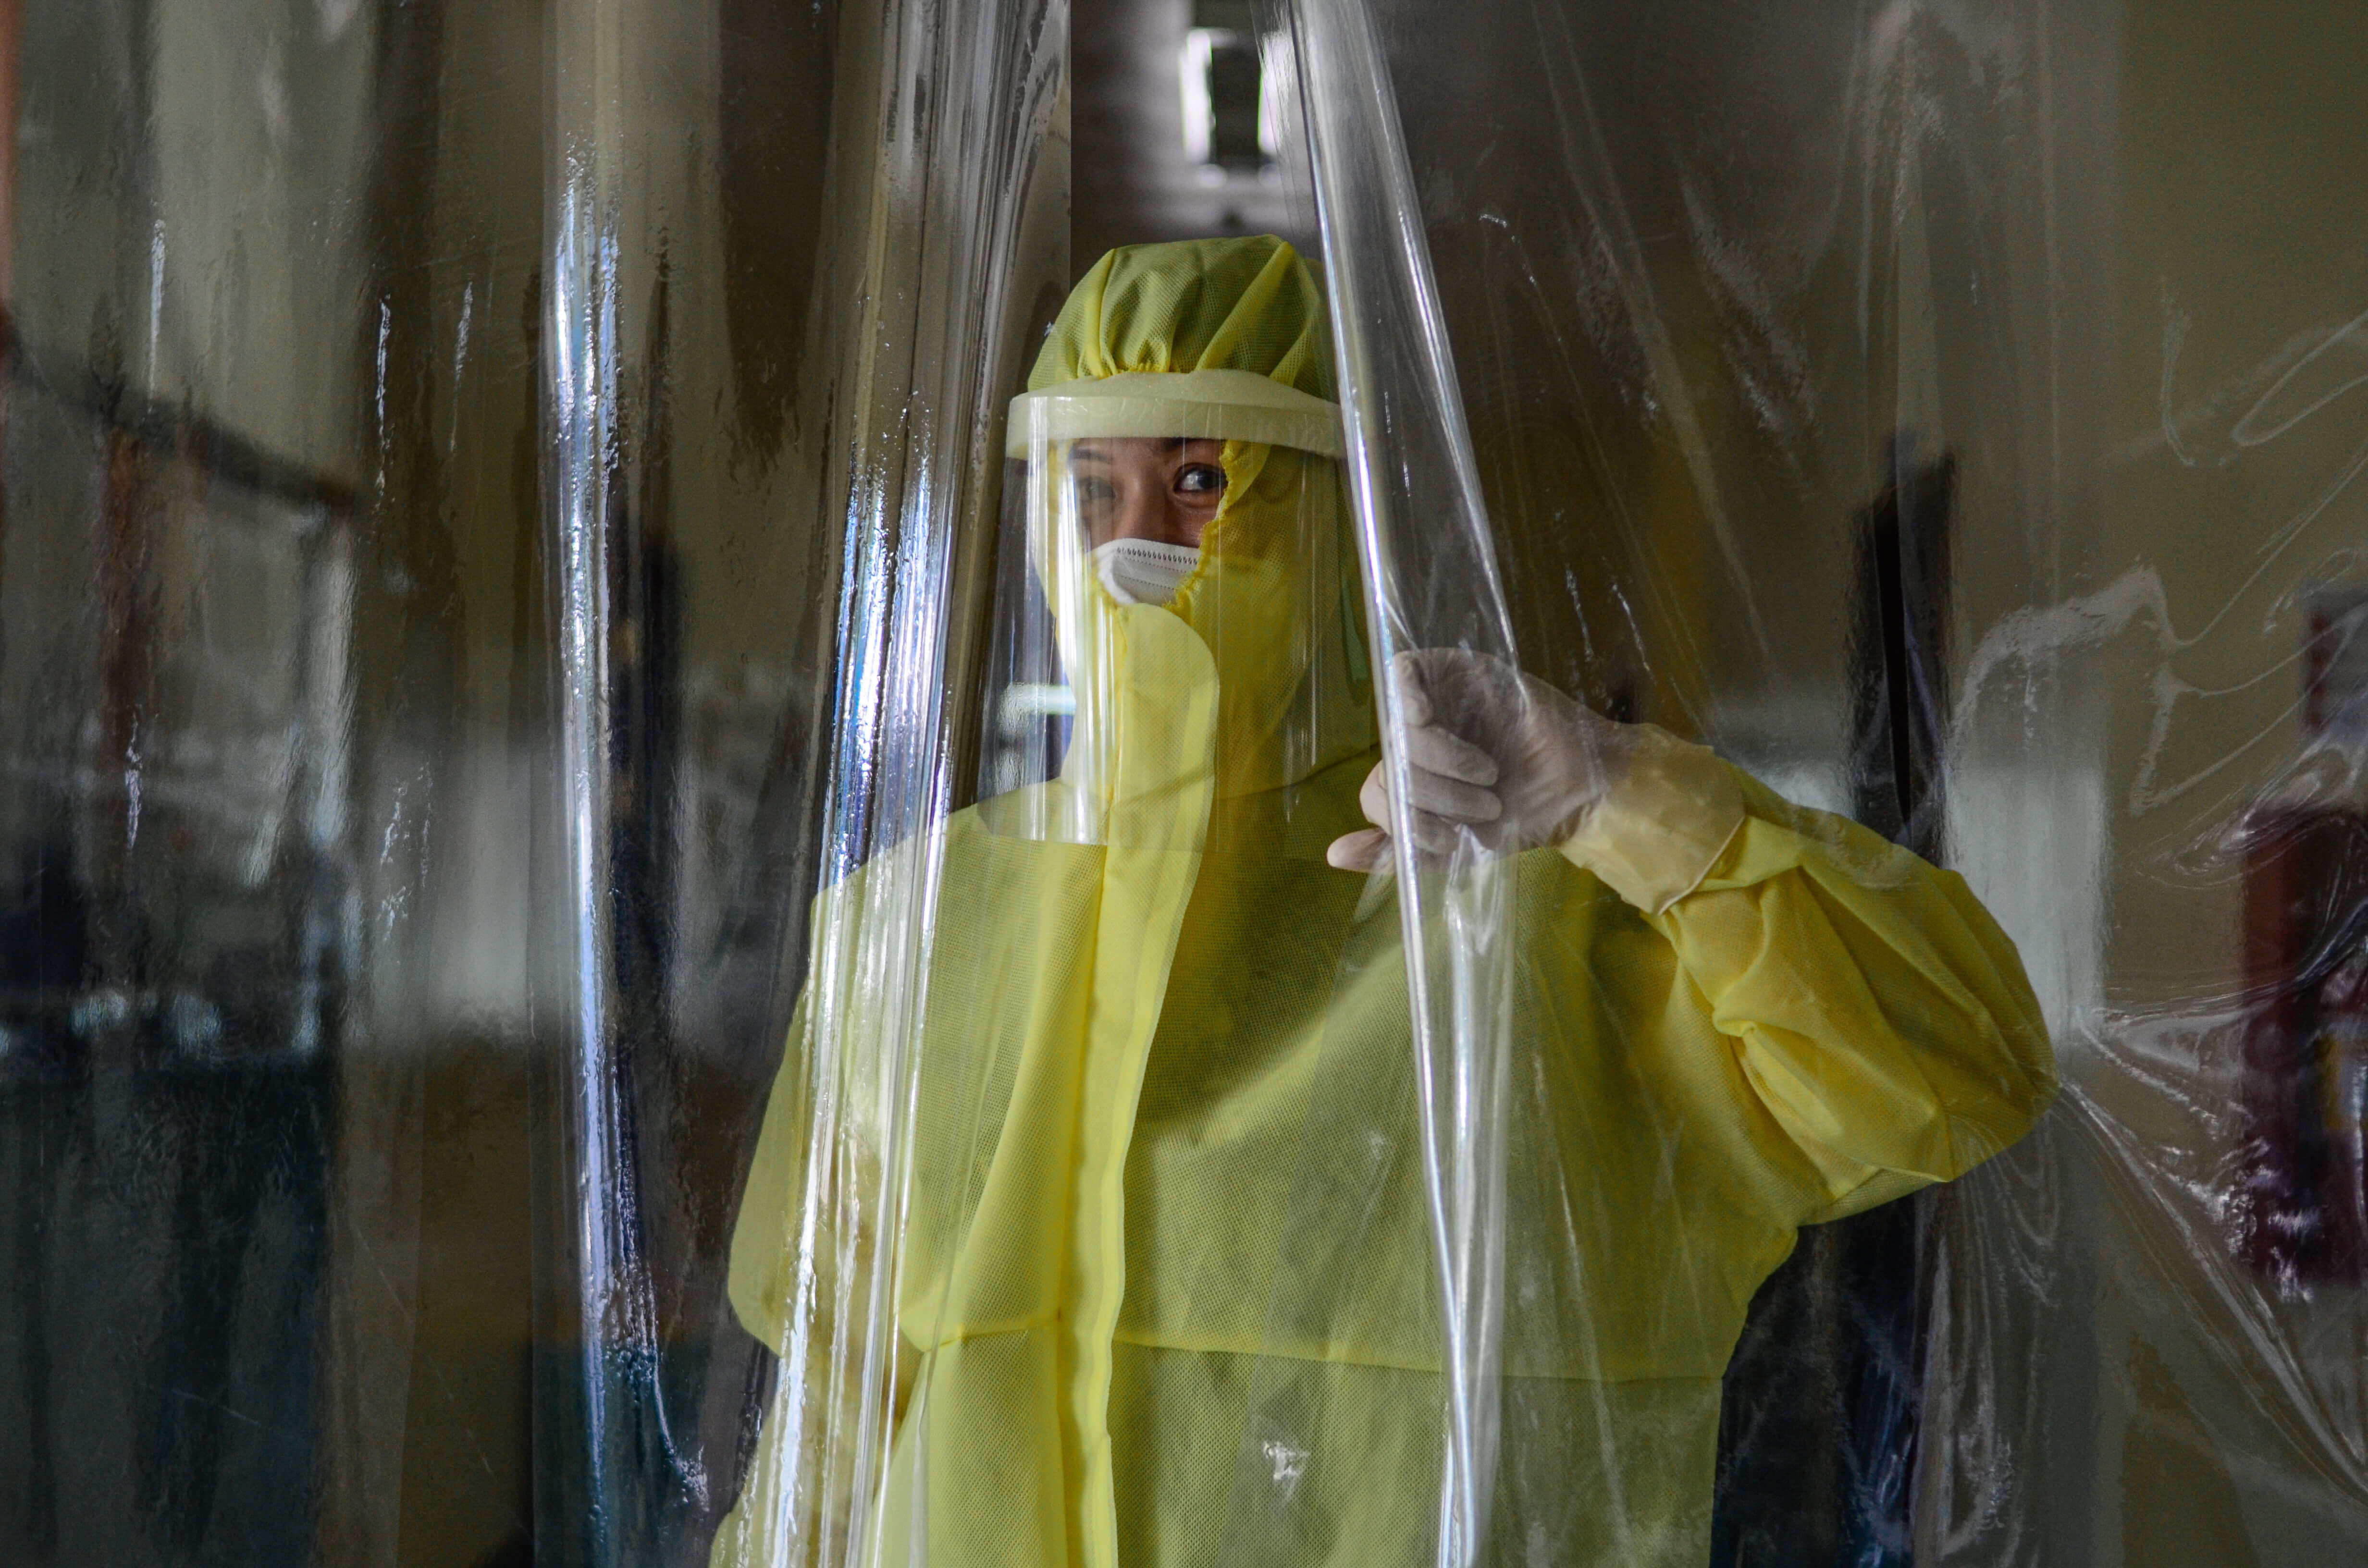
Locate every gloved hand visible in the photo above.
<box><xmin>1326</xmin><ymin>649</ymin><xmax>1629</xmax><ymax>872</ymax></box>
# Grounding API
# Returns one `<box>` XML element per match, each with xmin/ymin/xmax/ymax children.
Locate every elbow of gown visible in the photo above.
<box><xmin>1567</xmin><ymin>733</ymin><xmax>2058</xmax><ymax>1226</ymax></box>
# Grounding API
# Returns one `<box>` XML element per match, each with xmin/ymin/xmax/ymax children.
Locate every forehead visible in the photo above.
<box><xmin>1065</xmin><ymin>436</ymin><xmax>1220</xmax><ymax>465</ymax></box>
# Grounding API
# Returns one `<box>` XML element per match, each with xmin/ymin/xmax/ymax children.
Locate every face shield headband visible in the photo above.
<box><xmin>1006</xmin><ymin>368</ymin><xmax>1346</xmax><ymax>462</ymax></box>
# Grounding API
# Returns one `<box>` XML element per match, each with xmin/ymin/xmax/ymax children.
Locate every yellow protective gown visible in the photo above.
<box><xmin>712</xmin><ymin>235</ymin><xmax>2056</xmax><ymax>1568</ymax></box>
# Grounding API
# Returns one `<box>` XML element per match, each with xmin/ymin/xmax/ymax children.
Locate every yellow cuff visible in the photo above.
<box><xmin>1558</xmin><ymin>725</ymin><xmax>1746</xmax><ymax>915</ymax></box>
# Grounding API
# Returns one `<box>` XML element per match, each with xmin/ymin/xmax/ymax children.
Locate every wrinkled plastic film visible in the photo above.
<box><xmin>686</xmin><ymin>2</ymin><xmax>1072</xmax><ymax>1566</ymax></box>
<box><xmin>1267</xmin><ymin>0</ymin><xmax>1520</xmax><ymax>1560</ymax></box>
<box><xmin>1334</xmin><ymin>1</ymin><xmax>2092</xmax><ymax>1563</ymax></box>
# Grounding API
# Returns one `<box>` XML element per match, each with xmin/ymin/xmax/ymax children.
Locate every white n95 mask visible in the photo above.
<box><xmin>1090</xmin><ymin>539</ymin><xmax>1202</xmax><ymax>607</ymax></box>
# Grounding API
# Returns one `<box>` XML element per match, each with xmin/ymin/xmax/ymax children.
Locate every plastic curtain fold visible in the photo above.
<box><xmin>1269</xmin><ymin>0</ymin><xmax>1521</xmax><ymax>1559</ymax></box>
<box><xmin>599</xmin><ymin>0</ymin><xmax>1072</xmax><ymax>1563</ymax></box>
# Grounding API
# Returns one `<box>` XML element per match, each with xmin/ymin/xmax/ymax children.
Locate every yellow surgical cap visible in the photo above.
<box><xmin>1010</xmin><ymin>237</ymin><xmax>1342</xmax><ymax>457</ymax></box>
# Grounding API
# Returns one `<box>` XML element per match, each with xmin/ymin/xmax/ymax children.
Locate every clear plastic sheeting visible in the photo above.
<box><xmin>1281</xmin><ymin>2</ymin><xmax>1523</xmax><ymax>1557</ymax></box>
<box><xmin>712</xmin><ymin>6</ymin><xmax>2054</xmax><ymax>1565</ymax></box>
<box><xmin>4</xmin><ymin>2</ymin><xmax>2368</xmax><ymax>1567</ymax></box>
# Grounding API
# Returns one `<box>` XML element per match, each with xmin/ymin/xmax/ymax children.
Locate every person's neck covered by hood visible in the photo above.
<box><xmin>1012</xmin><ymin>236</ymin><xmax>1374</xmax><ymax>809</ymax></box>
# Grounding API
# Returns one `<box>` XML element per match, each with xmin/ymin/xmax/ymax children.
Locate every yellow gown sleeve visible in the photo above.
<box><xmin>714</xmin><ymin>983</ymin><xmax>919</xmax><ymax>1568</ymax></box>
<box><xmin>726</xmin><ymin>939</ymin><xmax>896</xmax><ymax>1351</ymax></box>
<box><xmin>727</xmin><ymin>986</ymin><xmax>824</xmax><ymax>1349</ymax></box>
<box><xmin>1562</xmin><ymin>725</ymin><xmax>2058</xmax><ymax>1225</ymax></box>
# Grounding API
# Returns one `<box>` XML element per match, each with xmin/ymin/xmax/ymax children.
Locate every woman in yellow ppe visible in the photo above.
<box><xmin>710</xmin><ymin>234</ymin><xmax>2055</xmax><ymax>1568</ymax></box>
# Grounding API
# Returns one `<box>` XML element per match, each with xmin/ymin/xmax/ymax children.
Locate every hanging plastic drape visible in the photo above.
<box><xmin>9</xmin><ymin>1</ymin><xmax>2368</xmax><ymax>1566</ymax></box>
<box><xmin>697</xmin><ymin>0</ymin><xmax>2056</xmax><ymax>1563</ymax></box>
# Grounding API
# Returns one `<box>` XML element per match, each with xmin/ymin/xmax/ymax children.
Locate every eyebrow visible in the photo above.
<box><xmin>1068</xmin><ymin>438</ymin><xmax>1197</xmax><ymax>463</ymax></box>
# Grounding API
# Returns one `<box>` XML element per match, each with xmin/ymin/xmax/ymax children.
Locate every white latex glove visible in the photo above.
<box><xmin>1326</xmin><ymin>649</ymin><xmax>1629</xmax><ymax>873</ymax></box>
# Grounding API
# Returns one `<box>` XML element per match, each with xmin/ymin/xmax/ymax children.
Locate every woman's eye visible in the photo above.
<box><xmin>1174</xmin><ymin>464</ymin><xmax>1226</xmax><ymax>499</ymax></box>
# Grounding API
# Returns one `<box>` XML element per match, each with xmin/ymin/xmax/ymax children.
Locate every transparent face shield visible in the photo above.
<box><xmin>976</xmin><ymin>371</ymin><xmax>1370</xmax><ymax>846</ymax></box>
